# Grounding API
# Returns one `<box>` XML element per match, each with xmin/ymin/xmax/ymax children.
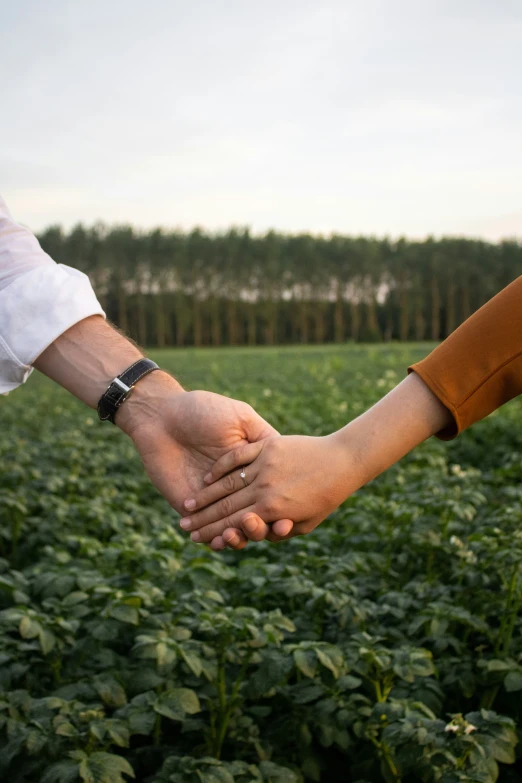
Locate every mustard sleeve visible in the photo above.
<box><xmin>408</xmin><ymin>276</ymin><xmax>522</xmax><ymax>440</ymax></box>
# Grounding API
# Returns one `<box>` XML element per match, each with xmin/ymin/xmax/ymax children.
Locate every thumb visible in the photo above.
<box><xmin>240</xmin><ymin>513</ymin><xmax>272</xmax><ymax>541</ymax></box>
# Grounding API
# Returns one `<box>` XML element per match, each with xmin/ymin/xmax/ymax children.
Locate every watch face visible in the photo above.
<box><xmin>98</xmin><ymin>360</ymin><xmax>158</xmax><ymax>422</ymax></box>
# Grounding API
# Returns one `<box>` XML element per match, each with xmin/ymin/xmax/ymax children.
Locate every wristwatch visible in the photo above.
<box><xmin>97</xmin><ymin>358</ymin><xmax>159</xmax><ymax>423</ymax></box>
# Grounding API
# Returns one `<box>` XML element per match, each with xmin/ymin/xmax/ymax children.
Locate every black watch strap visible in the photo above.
<box><xmin>97</xmin><ymin>358</ymin><xmax>159</xmax><ymax>424</ymax></box>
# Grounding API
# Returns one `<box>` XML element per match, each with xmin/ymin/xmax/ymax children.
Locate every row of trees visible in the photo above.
<box><xmin>38</xmin><ymin>225</ymin><xmax>522</xmax><ymax>346</ymax></box>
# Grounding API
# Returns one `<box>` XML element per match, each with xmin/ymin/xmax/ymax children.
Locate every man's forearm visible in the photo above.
<box><xmin>32</xmin><ymin>315</ymin><xmax>183</xmax><ymax>433</ymax></box>
<box><xmin>335</xmin><ymin>372</ymin><xmax>453</xmax><ymax>487</ymax></box>
<box><xmin>33</xmin><ymin>316</ymin><xmax>142</xmax><ymax>407</ymax></box>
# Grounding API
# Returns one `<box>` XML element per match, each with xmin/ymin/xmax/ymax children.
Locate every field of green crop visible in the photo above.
<box><xmin>2</xmin><ymin>344</ymin><xmax>522</xmax><ymax>783</ymax></box>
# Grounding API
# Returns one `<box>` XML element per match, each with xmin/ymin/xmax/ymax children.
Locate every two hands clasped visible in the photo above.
<box><xmin>35</xmin><ymin>316</ymin><xmax>403</xmax><ymax>551</ymax></box>
<box><xmin>179</xmin><ymin>433</ymin><xmax>356</xmax><ymax>551</ymax></box>
<box><xmin>115</xmin><ymin>367</ymin><xmax>452</xmax><ymax>553</ymax></box>
<box><xmin>118</xmin><ymin>370</ymin><xmax>366</xmax><ymax>553</ymax></box>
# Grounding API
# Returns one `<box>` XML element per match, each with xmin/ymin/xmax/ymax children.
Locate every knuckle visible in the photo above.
<box><xmin>222</xmin><ymin>455</ymin><xmax>236</xmax><ymax>473</ymax></box>
<box><xmin>218</xmin><ymin>497</ymin><xmax>233</xmax><ymax>517</ymax></box>
<box><xmin>223</xmin><ymin>473</ymin><xmax>236</xmax><ymax>492</ymax></box>
<box><xmin>262</xmin><ymin>498</ymin><xmax>281</xmax><ymax>517</ymax></box>
<box><xmin>235</xmin><ymin>444</ymin><xmax>247</xmax><ymax>464</ymax></box>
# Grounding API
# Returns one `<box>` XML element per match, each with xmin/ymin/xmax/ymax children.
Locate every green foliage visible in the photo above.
<box><xmin>1</xmin><ymin>344</ymin><xmax>522</xmax><ymax>781</ymax></box>
<box><xmin>37</xmin><ymin>225</ymin><xmax>522</xmax><ymax>347</ymax></box>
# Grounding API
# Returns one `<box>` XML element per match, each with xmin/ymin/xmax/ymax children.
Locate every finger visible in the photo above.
<box><xmin>233</xmin><ymin>514</ymin><xmax>294</xmax><ymax>543</ymax></box>
<box><xmin>184</xmin><ymin>466</ymin><xmax>257</xmax><ymax>513</ymax></box>
<box><xmin>266</xmin><ymin>516</ymin><xmax>323</xmax><ymax>542</ymax></box>
<box><xmin>203</xmin><ymin>441</ymin><xmax>264</xmax><ymax>485</ymax></box>
<box><xmin>265</xmin><ymin>526</ymin><xmax>295</xmax><ymax>543</ymax></box>
<box><xmin>271</xmin><ymin>519</ymin><xmax>294</xmax><ymax>537</ymax></box>
<box><xmin>189</xmin><ymin>507</ymin><xmax>272</xmax><ymax>545</ymax></box>
<box><xmin>209</xmin><ymin>536</ymin><xmax>227</xmax><ymax>551</ymax></box>
<box><xmin>180</xmin><ymin>487</ymin><xmax>254</xmax><ymax>532</ymax></box>
<box><xmin>239</xmin><ymin>513</ymin><xmax>272</xmax><ymax>542</ymax></box>
<box><xmin>222</xmin><ymin>529</ymin><xmax>249</xmax><ymax>550</ymax></box>
<box><xmin>267</xmin><ymin>531</ymin><xmax>287</xmax><ymax>542</ymax></box>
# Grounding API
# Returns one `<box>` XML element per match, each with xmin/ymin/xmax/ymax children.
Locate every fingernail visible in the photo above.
<box><xmin>191</xmin><ymin>531</ymin><xmax>201</xmax><ymax>543</ymax></box>
<box><xmin>223</xmin><ymin>529</ymin><xmax>235</xmax><ymax>541</ymax></box>
<box><xmin>204</xmin><ymin>473</ymin><xmax>212</xmax><ymax>483</ymax></box>
<box><xmin>180</xmin><ymin>518</ymin><xmax>192</xmax><ymax>530</ymax></box>
<box><xmin>184</xmin><ymin>499</ymin><xmax>196</xmax><ymax>510</ymax></box>
<box><xmin>243</xmin><ymin>516</ymin><xmax>257</xmax><ymax>533</ymax></box>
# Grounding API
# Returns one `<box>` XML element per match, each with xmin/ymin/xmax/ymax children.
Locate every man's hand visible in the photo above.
<box><xmin>33</xmin><ymin>316</ymin><xmax>294</xmax><ymax>546</ymax></box>
<box><xmin>116</xmin><ymin>371</ymin><xmax>294</xmax><ymax>545</ymax></box>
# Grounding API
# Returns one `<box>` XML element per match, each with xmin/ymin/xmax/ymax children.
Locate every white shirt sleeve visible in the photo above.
<box><xmin>0</xmin><ymin>195</ymin><xmax>105</xmax><ymax>394</ymax></box>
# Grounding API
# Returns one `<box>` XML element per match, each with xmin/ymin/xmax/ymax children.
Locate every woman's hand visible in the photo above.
<box><xmin>181</xmin><ymin>373</ymin><xmax>454</xmax><ymax>551</ymax></box>
<box><xmin>179</xmin><ymin>433</ymin><xmax>359</xmax><ymax>548</ymax></box>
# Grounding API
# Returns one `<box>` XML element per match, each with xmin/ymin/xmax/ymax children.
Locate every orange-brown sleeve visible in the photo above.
<box><xmin>408</xmin><ymin>276</ymin><xmax>522</xmax><ymax>440</ymax></box>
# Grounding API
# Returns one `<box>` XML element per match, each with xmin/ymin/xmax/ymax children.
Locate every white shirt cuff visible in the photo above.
<box><xmin>0</xmin><ymin>264</ymin><xmax>105</xmax><ymax>394</ymax></box>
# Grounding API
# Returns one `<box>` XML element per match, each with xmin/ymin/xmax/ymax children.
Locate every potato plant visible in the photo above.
<box><xmin>1</xmin><ymin>344</ymin><xmax>522</xmax><ymax>782</ymax></box>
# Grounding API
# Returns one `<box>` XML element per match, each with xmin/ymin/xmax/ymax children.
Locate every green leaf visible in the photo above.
<box><xmin>486</xmin><ymin>735</ymin><xmax>517</xmax><ymax>764</ymax></box>
<box><xmin>19</xmin><ymin>615</ymin><xmax>41</xmax><ymax>639</ymax></box>
<box><xmin>122</xmin><ymin>596</ymin><xmax>141</xmax><ymax>608</ymax></box>
<box><xmin>484</xmin><ymin>659</ymin><xmax>513</xmax><ymax>672</ymax></box>
<box><xmin>13</xmin><ymin>589</ymin><xmax>30</xmax><ymax>604</ymax></box>
<box><xmin>41</xmin><ymin>760</ymin><xmax>80</xmax><ymax>783</ymax></box>
<box><xmin>156</xmin><ymin>642</ymin><xmax>176</xmax><ymax>667</ymax></box>
<box><xmin>106</xmin><ymin>720</ymin><xmax>130</xmax><ymax>748</ymax></box>
<box><xmin>172</xmin><ymin>688</ymin><xmax>201</xmax><ymax>714</ymax></box>
<box><xmin>504</xmin><ymin>670</ymin><xmax>522</xmax><ymax>692</ymax></box>
<box><xmin>62</xmin><ymin>591</ymin><xmax>90</xmax><ymax>607</ymax></box>
<box><xmin>154</xmin><ymin>688</ymin><xmax>201</xmax><ymax>721</ymax></box>
<box><xmin>338</xmin><ymin>674</ymin><xmax>362</xmax><ymax>690</ymax></box>
<box><xmin>78</xmin><ymin>752</ymin><xmax>135</xmax><ymax>783</ymax></box>
<box><xmin>128</xmin><ymin>709</ymin><xmax>155</xmax><ymax>736</ymax></box>
<box><xmin>259</xmin><ymin>761</ymin><xmax>300</xmax><ymax>782</ymax></box>
<box><xmin>294</xmin><ymin>648</ymin><xmax>317</xmax><ymax>678</ymax></box>
<box><xmin>93</xmin><ymin>677</ymin><xmax>127</xmax><ymax>708</ymax></box>
<box><xmin>180</xmin><ymin>648</ymin><xmax>203</xmax><ymax>676</ymax></box>
<box><xmin>316</xmin><ymin>648</ymin><xmax>342</xmax><ymax>679</ymax></box>
<box><xmin>40</xmin><ymin>628</ymin><xmax>57</xmax><ymax>655</ymax></box>
<box><xmin>89</xmin><ymin>722</ymin><xmax>106</xmax><ymax>742</ymax></box>
<box><xmin>55</xmin><ymin>721</ymin><xmax>78</xmax><ymax>738</ymax></box>
<box><xmin>154</xmin><ymin>698</ymin><xmax>184</xmax><ymax>722</ymax></box>
<box><xmin>196</xmin><ymin>770</ymin><xmax>235</xmax><ymax>783</ymax></box>
<box><xmin>109</xmin><ymin>604</ymin><xmax>139</xmax><ymax>625</ymax></box>
<box><xmin>25</xmin><ymin>728</ymin><xmax>47</xmax><ymax>754</ymax></box>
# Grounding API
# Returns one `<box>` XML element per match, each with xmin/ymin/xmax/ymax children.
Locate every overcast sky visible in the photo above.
<box><xmin>2</xmin><ymin>0</ymin><xmax>521</xmax><ymax>240</ymax></box>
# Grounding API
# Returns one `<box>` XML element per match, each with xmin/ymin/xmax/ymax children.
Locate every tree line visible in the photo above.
<box><xmin>38</xmin><ymin>225</ymin><xmax>522</xmax><ymax>347</ymax></box>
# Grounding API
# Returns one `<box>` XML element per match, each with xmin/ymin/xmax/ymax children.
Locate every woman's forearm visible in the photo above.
<box><xmin>335</xmin><ymin>373</ymin><xmax>453</xmax><ymax>487</ymax></box>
